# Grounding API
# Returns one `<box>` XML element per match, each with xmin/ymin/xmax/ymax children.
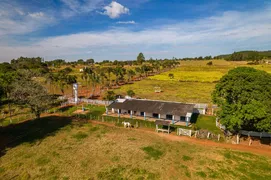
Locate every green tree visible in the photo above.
<box><xmin>103</xmin><ymin>91</ymin><xmax>116</xmax><ymax>101</ymax></box>
<box><xmin>86</xmin><ymin>58</ymin><xmax>94</xmax><ymax>64</ymax></box>
<box><xmin>10</xmin><ymin>78</ymin><xmax>55</xmax><ymax>119</ymax></box>
<box><xmin>127</xmin><ymin>69</ymin><xmax>135</xmax><ymax>82</ymax></box>
<box><xmin>212</xmin><ymin>67</ymin><xmax>271</xmax><ymax>132</ymax></box>
<box><xmin>127</xmin><ymin>90</ymin><xmax>135</xmax><ymax>97</ymax></box>
<box><xmin>137</xmin><ymin>52</ymin><xmax>145</xmax><ymax>65</ymax></box>
<box><xmin>0</xmin><ymin>72</ymin><xmax>17</xmax><ymax>123</ymax></box>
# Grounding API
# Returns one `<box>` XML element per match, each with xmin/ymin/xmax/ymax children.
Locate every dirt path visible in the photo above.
<box><xmin>90</xmin><ymin>120</ymin><xmax>271</xmax><ymax>157</ymax></box>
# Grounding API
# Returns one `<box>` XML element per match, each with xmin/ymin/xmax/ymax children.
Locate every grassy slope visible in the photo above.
<box><xmin>0</xmin><ymin>120</ymin><xmax>270</xmax><ymax>180</ymax></box>
<box><xmin>115</xmin><ymin>60</ymin><xmax>271</xmax><ymax>103</ymax></box>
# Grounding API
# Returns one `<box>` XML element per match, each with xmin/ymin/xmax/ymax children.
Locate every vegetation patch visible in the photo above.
<box><xmin>36</xmin><ymin>157</ymin><xmax>50</xmax><ymax>166</ymax></box>
<box><xmin>182</xmin><ymin>155</ymin><xmax>193</xmax><ymax>161</ymax></box>
<box><xmin>141</xmin><ymin>146</ymin><xmax>164</xmax><ymax>160</ymax></box>
<box><xmin>97</xmin><ymin>166</ymin><xmax>126</xmax><ymax>180</ymax></box>
<box><xmin>127</xmin><ymin>137</ymin><xmax>137</xmax><ymax>141</ymax></box>
<box><xmin>0</xmin><ymin>167</ymin><xmax>5</xmax><ymax>174</ymax></box>
<box><xmin>196</xmin><ymin>171</ymin><xmax>207</xmax><ymax>178</ymax></box>
<box><xmin>72</xmin><ymin>131</ymin><xmax>88</xmax><ymax>140</ymax></box>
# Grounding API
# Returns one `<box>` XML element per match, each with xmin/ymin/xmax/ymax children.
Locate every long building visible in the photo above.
<box><xmin>107</xmin><ymin>99</ymin><xmax>195</xmax><ymax>126</ymax></box>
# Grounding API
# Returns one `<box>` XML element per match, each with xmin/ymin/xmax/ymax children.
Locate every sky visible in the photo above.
<box><xmin>0</xmin><ymin>0</ymin><xmax>271</xmax><ymax>62</ymax></box>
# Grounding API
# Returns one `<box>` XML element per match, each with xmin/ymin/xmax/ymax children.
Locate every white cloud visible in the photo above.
<box><xmin>116</xmin><ymin>20</ymin><xmax>136</xmax><ymax>24</ymax></box>
<box><xmin>0</xmin><ymin>2</ymin><xmax>55</xmax><ymax>37</ymax></box>
<box><xmin>101</xmin><ymin>1</ymin><xmax>129</xmax><ymax>19</ymax></box>
<box><xmin>28</xmin><ymin>12</ymin><xmax>44</xmax><ymax>18</ymax></box>
<box><xmin>1</xmin><ymin>6</ymin><xmax>271</xmax><ymax>61</ymax></box>
<box><xmin>60</xmin><ymin>0</ymin><xmax>103</xmax><ymax>17</ymax></box>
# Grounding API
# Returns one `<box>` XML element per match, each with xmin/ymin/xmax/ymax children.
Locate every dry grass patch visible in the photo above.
<box><xmin>0</xmin><ymin>119</ymin><xmax>271</xmax><ymax>179</ymax></box>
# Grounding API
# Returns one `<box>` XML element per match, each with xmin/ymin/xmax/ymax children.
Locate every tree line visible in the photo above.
<box><xmin>0</xmin><ymin>53</ymin><xmax>180</xmax><ymax>120</ymax></box>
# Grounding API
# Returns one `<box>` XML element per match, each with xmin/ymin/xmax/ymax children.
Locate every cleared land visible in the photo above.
<box><xmin>0</xmin><ymin>117</ymin><xmax>271</xmax><ymax>180</ymax></box>
<box><xmin>115</xmin><ymin>60</ymin><xmax>271</xmax><ymax>103</ymax></box>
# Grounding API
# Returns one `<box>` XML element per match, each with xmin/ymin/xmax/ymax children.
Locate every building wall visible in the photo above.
<box><xmin>110</xmin><ymin>108</ymin><xmax>191</xmax><ymax>122</ymax></box>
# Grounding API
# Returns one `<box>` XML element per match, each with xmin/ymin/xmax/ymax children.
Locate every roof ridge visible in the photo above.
<box><xmin>129</xmin><ymin>98</ymin><xmax>195</xmax><ymax>105</ymax></box>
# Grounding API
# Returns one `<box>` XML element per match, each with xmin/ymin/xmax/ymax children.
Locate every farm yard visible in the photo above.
<box><xmin>115</xmin><ymin>60</ymin><xmax>271</xmax><ymax>103</ymax></box>
<box><xmin>0</xmin><ymin>116</ymin><xmax>271</xmax><ymax>180</ymax></box>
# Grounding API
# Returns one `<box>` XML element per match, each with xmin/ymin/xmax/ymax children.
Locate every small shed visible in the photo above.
<box><xmin>155</xmin><ymin>120</ymin><xmax>171</xmax><ymax>134</ymax></box>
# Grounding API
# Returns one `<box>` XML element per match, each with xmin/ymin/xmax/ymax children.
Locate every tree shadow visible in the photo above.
<box><xmin>58</xmin><ymin>105</ymin><xmax>74</xmax><ymax>112</ymax></box>
<box><xmin>0</xmin><ymin>115</ymin><xmax>73</xmax><ymax>157</ymax></box>
<box><xmin>190</xmin><ymin>113</ymin><xmax>199</xmax><ymax>124</ymax></box>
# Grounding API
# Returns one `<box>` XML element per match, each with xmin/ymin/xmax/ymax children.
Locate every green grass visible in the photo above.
<box><xmin>195</xmin><ymin>115</ymin><xmax>221</xmax><ymax>134</ymax></box>
<box><xmin>72</xmin><ymin>131</ymin><xmax>88</xmax><ymax>140</ymax></box>
<box><xmin>141</xmin><ymin>146</ymin><xmax>164</xmax><ymax>160</ymax></box>
<box><xmin>182</xmin><ymin>155</ymin><xmax>193</xmax><ymax>161</ymax></box>
<box><xmin>114</xmin><ymin>60</ymin><xmax>271</xmax><ymax>103</ymax></box>
<box><xmin>1</xmin><ymin>117</ymin><xmax>271</xmax><ymax>179</ymax></box>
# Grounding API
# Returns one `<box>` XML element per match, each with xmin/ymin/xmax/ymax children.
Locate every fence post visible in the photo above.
<box><xmin>189</xmin><ymin>130</ymin><xmax>192</xmax><ymax>137</ymax></box>
<box><xmin>102</xmin><ymin>116</ymin><xmax>104</xmax><ymax>122</ymax></box>
<box><xmin>218</xmin><ymin>134</ymin><xmax>220</xmax><ymax>141</ymax></box>
<box><xmin>207</xmin><ymin>132</ymin><xmax>210</xmax><ymax>139</ymax></box>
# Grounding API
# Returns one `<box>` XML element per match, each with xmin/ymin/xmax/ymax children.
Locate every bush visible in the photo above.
<box><xmin>206</xmin><ymin>61</ymin><xmax>213</xmax><ymax>66</ymax></box>
<box><xmin>72</xmin><ymin>132</ymin><xmax>88</xmax><ymax>140</ymax></box>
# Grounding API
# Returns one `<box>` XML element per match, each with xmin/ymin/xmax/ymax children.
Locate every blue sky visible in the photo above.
<box><xmin>0</xmin><ymin>0</ymin><xmax>270</xmax><ymax>62</ymax></box>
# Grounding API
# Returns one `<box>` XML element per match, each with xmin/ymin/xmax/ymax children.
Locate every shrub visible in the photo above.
<box><xmin>141</xmin><ymin>146</ymin><xmax>163</xmax><ymax>160</ymax></box>
<box><xmin>206</xmin><ymin>61</ymin><xmax>213</xmax><ymax>66</ymax></box>
<box><xmin>182</xmin><ymin>155</ymin><xmax>193</xmax><ymax>161</ymax></box>
<box><xmin>72</xmin><ymin>132</ymin><xmax>88</xmax><ymax>140</ymax></box>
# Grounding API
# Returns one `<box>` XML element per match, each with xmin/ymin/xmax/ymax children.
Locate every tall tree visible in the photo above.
<box><xmin>103</xmin><ymin>91</ymin><xmax>116</xmax><ymax>101</ymax></box>
<box><xmin>0</xmin><ymin>72</ymin><xmax>17</xmax><ymax>123</ymax></box>
<box><xmin>127</xmin><ymin>69</ymin><xmax>135</xmax><ymax>82</ymax></box>
<box><xmin>137</xmin><ymin>52</ymin><xmax>145</xmax><ymax>65</ymax></box>
<box><xmin>86</xmin><ymin>58</ymin><xmax>95</xmax><ymax>65</ymax></box>
<box><xmin>212</xmin><ymin>67</ymin><xmax>271</xmax><ymax>132</ymax></box>
<box><xmin>127</xmin><ymin>90</ymin><xmax>135</xmax><ymax>97</ymax></box>
<box><xmin>11</xmin><ymin>79</ymin><xmax>55</xmax><ymax>119</ymax></box>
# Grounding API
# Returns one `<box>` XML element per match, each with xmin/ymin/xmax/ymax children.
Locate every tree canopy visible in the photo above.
<box><xmin>137</xmin><ymin>52</ymin><xmax>145</xmax><ymax>65</ymax></box>
<box><xmin>11</xmin><ymin>78</ymin><xmax>56</xmax><ymax>119</ymax></box>
<box><xmin>212</xmin><ymin>67</ymin><xmax>271</xmax><ymax>132</ymax></box>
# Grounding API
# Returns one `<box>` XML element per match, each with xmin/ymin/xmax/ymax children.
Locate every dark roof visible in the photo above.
<box><xmin>107</xmin><ymin>99</ymin><xmax>194</xmax><ymax>116</ymax></box>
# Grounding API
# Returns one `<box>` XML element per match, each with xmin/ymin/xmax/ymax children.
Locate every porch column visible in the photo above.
<box><xmin>118</xmin><ymin>109</ymin><xmax>120</xmax><ymax>118</ymax></box>
<box><xmin>144</xmin><ymin>112</ymin><xmax>146</xmax><ymax>120</ymax></box>
<box><xmin>130</xmin><ymin>110</ymin><xmax>133</xmax><ymax>118</ymax></box>
<box><xmin>106</xmin><ymin>107</ymin><xmax>108</xmax><ymax>115</ymax></box>
<box><xmin>172</xmin><ymin>115</ymin><xmax>175</xmax><ymax>124</ymax></box>
<box><xmin>158</xmin><ymin>114</ymin><xmax>161</xmax><ymax>119</ymax></box>
<box><xmin>186</xmin><ymin>116</ymin><xmax>190</xmax><ymax>126</ymax></box>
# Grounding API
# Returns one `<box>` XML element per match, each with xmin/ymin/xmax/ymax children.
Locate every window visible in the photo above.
<box><xmin>166</xmin><ymin>114</ymin><xmax>173</xmax><ymax>120</ymax></box>
<box><xmin>140</xmin><ymin>112</ymin><xmax>145</xmax><ymax>116</ymax></box>
<box><xmin>153</xmin><ymin>113</ymin><xmax>159</xmax><ymax>118</ymax></box>
<box><xmin>128</xmin><ymin>110</ymin><xmax>131</xmax><ymax>114</ymax></box>
<box><xmin>180</xmin><ymin>116</ymin><xmax>186</xmax><ymax>121</ymax></box>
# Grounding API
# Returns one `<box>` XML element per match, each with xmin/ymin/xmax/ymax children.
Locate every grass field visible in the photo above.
<box><xmin>0</xmin><ymin>117</ymin><xmax>270</xmax><ymax>179</ymax></box>
<box><xmin>115</xmin><ymin>60</ymin><xmax>271</xmax><ymax>103</ymax></box>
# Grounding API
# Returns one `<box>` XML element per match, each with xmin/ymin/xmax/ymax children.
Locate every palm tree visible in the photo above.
<box><xmin>90</xmin><ymin>73</ymin><xmax>100</xmax><ymax>98</ymax></box>
<box><xmin>45</xmin><ymin>72</ymin><xmax>55</xmax><ymax>94</ymax></box>
<box><xmin>81</xmin><ymin>67</ymin><xmax>93</xmax><ymax>96</ymax></box>
<box><xmin>106</xmin><ymin>67</ymin><xmax>113</xmax><ymax>87</ymax></box>
<box><xmin>127</xmin><ymin>69</ymin><xmax>135</xmax><ymax>82</ymax></box>
<box><xmin>113</xmin><ymin>66</ymin><xmax>126</xmax><ymax>85</ymax></box>
<box><xmin>135</xmin><ymin>67</ymin><xmax>143</xmax><ymax>80</ymax></box>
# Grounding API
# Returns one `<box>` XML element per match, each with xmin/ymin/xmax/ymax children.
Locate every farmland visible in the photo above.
<box><xmin>0</xmin><ymin>117</ymin><xmax>270</xmax><ymax>179</ymax></box>
<box><xmin>115</xmin><ymin>60</ymin><xmax>271</xmax><ymax>103</ymax></box>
